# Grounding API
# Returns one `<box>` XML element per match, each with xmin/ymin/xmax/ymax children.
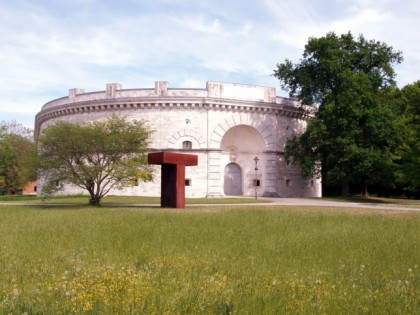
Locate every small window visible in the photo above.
<box><xmin>286</xmin><ymin>179</ymin><xmax>291</xmax><ymax>187</ymax></box>
<box><xmin>182</xmin><ymin>141</ymin><xmax>192</xmax><ymax>150</ymax></box>
<box><xmin>253</xmin><ymin>179</ymin><xmax>260</xmax><ymax>187</ymax></box>
<box><xmin>310</xmin><ymin>180</ymin><xmax>314</xmax><ymax>187</ymax></box>
<box><xmin>185</xmin><ymin>179</ymin><xmax>191</xmax><ymax>186</ymax></box>
<box><xmin>34</xmin><ymin>186</ymin><xmax>37</xmax><ymax>192</ymax></box>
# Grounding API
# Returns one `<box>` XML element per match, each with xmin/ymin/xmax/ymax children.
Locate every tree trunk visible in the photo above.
<box><xmin>86</xmin><ymin>180</ymin><xmax>101</xmax><ymax>206</ymax></box>
<box><xmin>361</xmin><ymin>182</ymin><xmax>369</xmax><ymax>198</ymax></box>
<box><xmin>341</xmin><ymin>180</ymin><xmax>350</xmax><ymax>196</ymax></box>
<box><xmin>4</xmin><ymin>174</ymin><xmax>12</xmax><ymax>195</ymax></box>
<box><xmin>87</xmin><ymin>187</ymin><xmax>101</xmax><ymax>206</ymax></box>
<box><xmin>89</xmin><ymin>195</ymin><xmax>101</xmax><ymax>206</ymax></box>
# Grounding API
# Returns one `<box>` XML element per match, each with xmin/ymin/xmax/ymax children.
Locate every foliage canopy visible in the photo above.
<box><xmin>274</xmin><ymin>32</ymin><xmax>403</xmax><ymax>196</ymax></box>
<box><xmin>37</xmin><ymin>115</ymin><xmax>154</xmax><ymax>205</ymax></box>
<box><xmin>0</xmin><ymin>121</ymin><xmax>37</xmax><ymax>194</ymax></box>
<box><xmin>396</xmin><ymin>81</ymin><xmax>420</xmax><ymax>193</ymax></box>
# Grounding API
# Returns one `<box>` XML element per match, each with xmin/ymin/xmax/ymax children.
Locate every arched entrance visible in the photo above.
<box><xmin>224</xmin><ymin>163</ymin><xmax>242</xmax><ymax>195</ymax></box>
<box><xmin>220</xmin><ymin>125</ymin><xmax>265</xmax><ymax>196</ymax></box>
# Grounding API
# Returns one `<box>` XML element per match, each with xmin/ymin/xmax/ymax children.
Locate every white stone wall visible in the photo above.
<box><xmin>35</xmin><ymin>81</ymin><xmax>322</xmax><ymax>198</ymax></box>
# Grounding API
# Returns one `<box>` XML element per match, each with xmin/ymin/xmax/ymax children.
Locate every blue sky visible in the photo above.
<box><xmin>1</xmin><ymin>0</ymin><xmax>419</xmax><ymax>128</ymax></box>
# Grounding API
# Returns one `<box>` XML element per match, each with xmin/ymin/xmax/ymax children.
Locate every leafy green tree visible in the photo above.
<box><xmin>274</xmin><ymin>32</ymin><xmax>403</xmax><ymax>196</ymax></box>
<box><xmin>396</xmin><ymin>81</ymin><xmax>420</xmax><ymax>195</ymax></box>
<box><xmin>37</xmin><ymin>115</ymin><xmax>154</xmax><ymax>205</ymax></box>
<box><xmin>0</xmin><ymin>121</ymin><xmax>37</xmax><ymax>194</ymax></box>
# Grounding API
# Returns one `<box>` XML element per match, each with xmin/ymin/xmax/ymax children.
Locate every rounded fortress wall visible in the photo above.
<box><xmin>35</xmin><ymin>81</ymin><xmax>321</xmax><ymax>198</ymax></box>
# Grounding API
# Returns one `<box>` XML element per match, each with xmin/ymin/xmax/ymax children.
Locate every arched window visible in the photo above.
<box><xmin>182</xmin><ymin>141</ymin><xmax>192</xmax><ymax>150</ymax></box>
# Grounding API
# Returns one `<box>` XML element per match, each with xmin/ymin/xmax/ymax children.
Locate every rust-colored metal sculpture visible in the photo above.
<box><xmin>148</xmin><ymin>152</ymin><xmax>198</xmax><ymax>208</ymax></box>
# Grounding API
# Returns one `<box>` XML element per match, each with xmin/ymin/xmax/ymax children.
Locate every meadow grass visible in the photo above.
<box><xmin>0</xmin><ymin>205</ymin><xmax>418</xmax><ymax>314</ymax></box>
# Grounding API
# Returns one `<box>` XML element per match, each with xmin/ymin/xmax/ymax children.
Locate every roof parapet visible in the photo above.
<box><xmin>69</xmin><ymin>88</ymin><xmax>85</xmax><ymax>99</ymax></box>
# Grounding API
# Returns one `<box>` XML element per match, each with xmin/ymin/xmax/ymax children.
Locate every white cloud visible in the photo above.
<box><xmin>238</xmin><ymin>24</ymin><xmax>253</xmax><ymax>36</ymax></box>
<box><xmin>181</xmin><ymin>17</ymin><xmax>223</xmax><ymax>33</ymax></box>
<box><xmin>179</xmin><ymin>78</ymin><xmax>205</xmax><ymax>88</ymax></box>
<box><xmin>0</xmin><ymin>0</ymin><xmax>419</xmax><ymax>125</ymax></box>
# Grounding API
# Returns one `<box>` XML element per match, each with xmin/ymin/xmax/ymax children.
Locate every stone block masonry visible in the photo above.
<box><xmin>35</xmin><ymin>81</ymin><xmax>321</xmax><ymax>198</ymax></box>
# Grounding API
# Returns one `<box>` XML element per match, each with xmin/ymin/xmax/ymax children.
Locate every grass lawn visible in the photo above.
<box><xmin>0</xmin><ymin>205</ymin><xmax>418</xmax><ymax>314</ymax></box>
<box><xmin>0</xmin><ymin>195</ymin><xmax>271</xmax><ymax>205</ymax></box>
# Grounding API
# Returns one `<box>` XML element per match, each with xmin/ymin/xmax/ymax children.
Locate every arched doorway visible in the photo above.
<box><xmin>220</xmin><ymin>125</ymin><xmax>265</xmax><ymax>196</ymax></box>
<box><xmin>224</xmin><ymin>163</ymin><xmax>242</xmax><ymax>195</ymax></box>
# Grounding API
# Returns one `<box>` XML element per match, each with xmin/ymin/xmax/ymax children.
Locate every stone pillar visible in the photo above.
<box><xmin>69</xmin><ymin>88</ymin><xmax>85</xmax><ymax>99</ymax></box>
<box><xmin>263</xmin><ymin>153</ymin><xmax>280</xmax><ymax>197</ymax></box>
<box><xmin>206</xmin><ymin>150</ymin><xmax>223</xmax><ymax>197</ymax></box>
<box><xmin>106</xmin><ymin>83</ymin><xmax>122</xmax><ymax>98</ymax></box>
<box><xmin>155</xmin><ymin>81</ymin><xmax>168</xmax><ymax>96</ymax></box>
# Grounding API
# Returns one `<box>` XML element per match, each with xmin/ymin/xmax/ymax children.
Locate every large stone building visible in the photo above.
<box><xmin>35</xmin><ymin>81</ymin><xmax>321</xmax><ymax>198</ymax></box>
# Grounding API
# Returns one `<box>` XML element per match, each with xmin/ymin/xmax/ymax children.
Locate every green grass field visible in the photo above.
<box><xmin>0</xmin><ymin>204</ymin><xmax>418</xmax><ymax>314</ymax></box>
<box><xmin>0</xmin><ymin>194</ymin><xmax>271</xmax><ymax>205</ymax></box>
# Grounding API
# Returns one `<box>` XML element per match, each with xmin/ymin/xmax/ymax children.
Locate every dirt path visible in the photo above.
<box><xmin>241</xmin><ymin>198</ymin><xmax>420</xmax><ymax>212</ymax></box>
<box><xmin>0</xmin><ymin>198</ymin><xmax>419</xmax><ymax>212</ymax></box>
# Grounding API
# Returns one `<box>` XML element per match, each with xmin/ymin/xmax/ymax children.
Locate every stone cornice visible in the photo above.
<box><xmin>35</xmin><ymin>98</ymin><xmax>313</xmax><ymax>136</ymax></box>
<box><xmin>35</xmin><ymin>81</ymin><xmax>317</xmax><ymax>135</ymax></box>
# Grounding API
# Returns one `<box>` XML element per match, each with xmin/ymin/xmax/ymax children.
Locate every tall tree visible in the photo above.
<box><xmin>274</xmin><ymin>32</ymin><xmax>403</xmax><ymax>196</ymax></box>
<box><xmin>37</xmin><ymin>115</ymin><xmax>154</xmax><ymax>205</ymax></box>
<box><xmin>0</xmin><ymin>121</ymin><xmax>37</xmax><ymax>194</ymax></box>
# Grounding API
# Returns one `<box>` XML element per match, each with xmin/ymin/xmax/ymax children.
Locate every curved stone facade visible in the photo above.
<box><xmin>35</xmin><ymin>81</ymin><xmax>321</xmax><ymax>198</ymax></box>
